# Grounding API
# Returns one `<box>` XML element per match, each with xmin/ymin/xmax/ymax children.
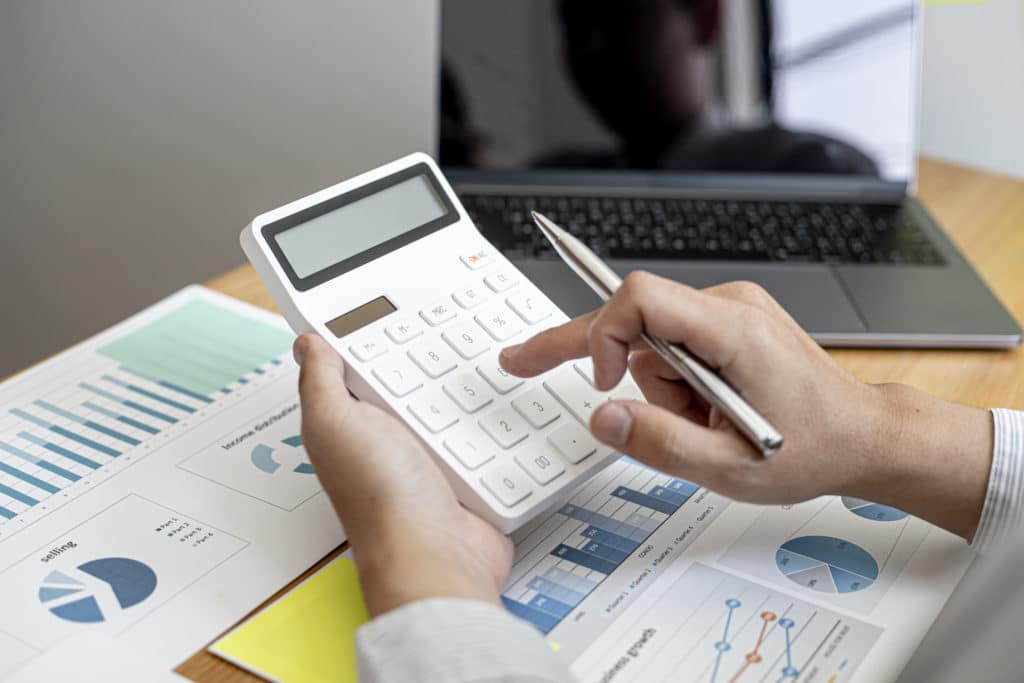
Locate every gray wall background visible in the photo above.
<box><xmin>2</xmin><ymin>1</ymin><xmax>1021</xmax><ymax>377</ymax></box>
<box><xmin>0</xmin><ymin>0</ymin><xmax>437</xmax><ymax>377</ymax></box>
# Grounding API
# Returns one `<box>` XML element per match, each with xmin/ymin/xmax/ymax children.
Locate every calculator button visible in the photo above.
<box><xmin>452</xmin><ymin>285</ymin><xmax>488</xmax><ymax>310</ymax></box>
<box><xmin>443</xmin><ymin>372</ymin><xmax>494</xmax><ymax>413</ymax></box>
<box><xmin>408</xmin><ymin>340</ymin><xmax>459</xmax><ymax>378</ymax></box>
<box><xmin>485</xmin><ymin>269</ymin><xmax>520</xmax><ymax>293</ymax></box>
<box><xmin>385</xmin><ymin>318</ymin><xmax>425</xmax><ymax>345</ymax></box>
<box><xmin>543</xmin><ymin>366</ymin><xmax>606</xmax><ymax>426</ymax></box>
<box><xmin>511</xmin><ymin>387</ymin><xmax>562</xmax><ymax>428</ymax></box>
<box><xmin>444</xmin><ymin>436</ymin><xmax>495</xmax><ymax>470</ymax></box>
<box><xmin>479</xmin><ymin>405</ymin><xmax>531</xmax><ymax>449</ymax></box>
<box><xmin>460</xmin><ymin>249</ymin><xmax>492</xmax><ymax>270</ymax></box>
<box><xmin>371</xmin><ymin>356</ymin><xmax>423</xmax><ymax>398</ymax></box>
<box><xmin>408</xmin><ymin>392</ymin><xmax>459</xmax><ymax>433</ymax></box>
<box><xmin>475</xmin><ymin>303</ymin><xmax>523</xmax><ymax>342</ymax></box>
<box><xmin>442</xmin><ymin>321</ymin><xmax>492</xmax><ymax>360</ymax></box>
<box><xmin>515</xmin><ymin>449</ymin><xmax>566</xmax><ymax>485</ymax></box>
<box><xmin>420</xmin><ymin>300</ymin><xmax>457</xmax><ymax>326</ymax></box>
<box><xmin>476</xmin><ymin>357</ymin><xmax>524</xmax><ymax>394</ymax></box>
<box><xmin>507</xmin><ymin>291</ymin><xmax>553</xmax><ymax>325</ymax></box>
<box><xmin>481</xmin><ymin>462</ymin><xmax>533</xmax><ymax>507</ymax></box>
<box><xmin>547</xmin><ymin>422</ymin><xmax>598</xmax><ymax>464</ymax></box>
<box><xmin>573</xmin><ymin>358</ymin><xmax>596</xmax><ymax>387</ymax></box>
<box><xmin>349</xmin><ymin>332</ymin><xmax>388</xmax><ymax>362</ymax></box>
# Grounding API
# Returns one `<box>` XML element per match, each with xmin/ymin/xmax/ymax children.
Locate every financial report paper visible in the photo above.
<box><xmin>0</xmin><ymin>285</ymin><xmax>975</xmax><ymax>682</ymax></box>
<box><xmin>0</xmin><ymin>286</ymin><xmax>342</xmax><ymax>676</ymax></box>
<box><xmin>504</xmin><ymin>461</ymin><xmax>973</xmax><ymax>683</ymax></box>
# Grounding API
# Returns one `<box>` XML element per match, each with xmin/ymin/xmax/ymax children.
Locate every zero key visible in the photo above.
<box><xmin>481</xmin><ymin>461</ymin><xmax>533</xmax><ymax>507</ymax></box>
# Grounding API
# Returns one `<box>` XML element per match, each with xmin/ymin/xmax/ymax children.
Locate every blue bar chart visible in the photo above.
<box><xmin>501</xmin><ymin>462</ymin><xmax>700</xmax><ymax>634</ymax></box>
<box><xmin>0</xmin><ymin>298</ymin><xmax>292</xmax><ymax>529</ymax></box>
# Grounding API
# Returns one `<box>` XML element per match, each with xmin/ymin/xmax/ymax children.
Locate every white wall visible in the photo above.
<box><xmin>920</xmin><ymin>0</ymin><xmax>1024</xmax><ymax>179</ymax></box>
<box><xmin>0</xmin><ymin>1</ymin><xmax>438</xmax><ymax>377</ymax></box>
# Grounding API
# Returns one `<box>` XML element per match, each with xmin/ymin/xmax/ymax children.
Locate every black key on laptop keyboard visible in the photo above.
<box><xmin>459</xmin><ymin>194</ymin><xmax>944</xmax><ymax>266</ymax></box>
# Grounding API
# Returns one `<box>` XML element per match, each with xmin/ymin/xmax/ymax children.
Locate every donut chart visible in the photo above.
<box><xmin>776</xmin><ymin>536</ymin><xmax>878</xmax><ymax>594</ymax></box>
<box><xmin>841</xmin><ymin>497</ymin><xmax>908</xmax><ymax>522</ymax></box>
<box><xmin>38</xmin><ymin>557</ymin><xmax>157</xmax><ymax>623</ymax></box>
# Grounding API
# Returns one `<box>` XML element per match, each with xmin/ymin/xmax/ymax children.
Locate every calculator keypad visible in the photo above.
<box><xmin>408</xmin><ymin>339</ymin><xmax>459</xmax><ymax>378</ymax></box>
<box><xmin>475</xmin><ymin>303</ymin><xmax>523</xmax><ymax>342</ymax></box>
<box><xmin>442</xmin><ymin>321</ymin><xmax>491</xmax><ymax>359</ymax></box>
<box><xmin>371</xmin><ymin>356</ymin><xmax>423</xmax><ymax>398</ymax></box>
<box><xmin>385</xmin><ymin>318</ymin><xmax>425</xmax><ymax>345</ymax></box>
<box><xmin>479</xmin><ymin>404</ymin><xmax>531</xmax><ymax>449</ymax></box>
<box><xmin>443</xmin><ymin>373</ymin><xmax>494</xmax><ymax>413</ymax></box>
<box><xmin>420</xmin><ymin>300</ymin><xmax>457</xmax><ymax>326</ymax></box>
<box><xmin>444</xmin><ymin>436</ymin><xmax>495</xmax><ymax>470</ymax></box>
<box><xmin>408</xmin><ymin>391</ymin><xmax>459</xmax><ymax>433</ymax></box>
<box><xmin>511</xmin><ymin>387</ymin><xmax>561</xmax><ymax>429</ymax></box>
<box><xmin>477</xmin><ymin>357</ymin><xmax>524</xmax><ymax>394</ymax></box>
<box><xmin>453</xmin><ymin>284</ymin><xmax>488</xmax><ymax>309</ymax></box>
<box><xmin>349</xmin><ymin>331</ymin><xmax>389</xmax><ymax>362</ymax></box>
<box><xmin>481</xmin><ymin>461</ymin><xmax>533</xmax><ymax>506</ymax></box>
<box><xmin>507</xmin><ymin>291</ymin><xmax>553</xmax><ymax>325</ymax></box>
<box><xmin>348</xmin><ymin>253</ymin><xmax>638</xmax><ymax>514</ymax></box>
<box><xmin>485</xmin><ymin>269</ymin><xmax>519</xmax><ymax>293</ymax></box>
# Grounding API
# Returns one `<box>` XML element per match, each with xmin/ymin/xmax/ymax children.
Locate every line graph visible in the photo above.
<box><xmin>573</xmin><ymin>564</ymin><xmax>880</xmax><ymax>683</ymax></box>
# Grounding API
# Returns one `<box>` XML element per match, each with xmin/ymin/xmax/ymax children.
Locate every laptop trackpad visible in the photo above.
<box><xmin>651</xmin><ymin>263</ymin><xmax>866</xmax><ymax>333</ymax></box>
<box><xmin>516</xmin><ymin>260</ymin><xmax>866</xmax><ymax>334</ymax></box>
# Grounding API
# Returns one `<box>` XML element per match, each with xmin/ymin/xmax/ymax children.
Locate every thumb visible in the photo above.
<box><xmin>589</xmin><ymin>400</ymin><xmax>744</xmax><ymax>481</ymax></box>
<box><xmin>295</xmin><ymin>334</ymin><xmax>353</xmax><ymax>423</ymax></box>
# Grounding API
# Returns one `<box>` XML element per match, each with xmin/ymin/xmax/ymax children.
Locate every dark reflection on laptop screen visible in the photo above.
<box><xmin>441</xmin><ymin>0</ymin><xmax>915</xmax><ymax>181</ymax></box>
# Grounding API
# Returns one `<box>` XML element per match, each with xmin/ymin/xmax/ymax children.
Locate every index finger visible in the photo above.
<box><xmin>499</xmin><ymin>310</ymin><xmax>597</xmax><ymax>377</ymax></box>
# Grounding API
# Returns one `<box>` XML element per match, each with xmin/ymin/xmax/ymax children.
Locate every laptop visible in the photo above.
<box><xmin>437</xmin><ymin>0</ymin><xmax>1020</xmax><ymax>348</ymax></box>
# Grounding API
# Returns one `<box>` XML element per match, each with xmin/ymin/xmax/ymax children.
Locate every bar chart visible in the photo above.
<box><xmin>501</xmin><ymin>458</ymin><xmax>701</xmax><ymax>634</ymax></box>
<box><xmin>0</xmin><ymin>297</ymin><xmax>293</xmax><ymax>529</ymax></box>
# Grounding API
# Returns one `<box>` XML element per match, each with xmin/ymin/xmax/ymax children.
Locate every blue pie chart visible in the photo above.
<box><xmin>776</xmin><ymin>536</ymin><xmax>878</xmax><ymax>594</ymax></box>
<box><xmin>841</xmin><ymin>497</ymin><xmax>908</xmax><ymax>522</ymax></box>
<box><xmin>38</xmin><ymin>557</ymin><xmax>158</xmax><ymax>623</ymax></box>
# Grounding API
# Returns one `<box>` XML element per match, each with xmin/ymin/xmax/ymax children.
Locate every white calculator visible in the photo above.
<box><xmin>241</xmin><ymin>153</ymin><xmax>642</xmax><ymax>532</ymax></box>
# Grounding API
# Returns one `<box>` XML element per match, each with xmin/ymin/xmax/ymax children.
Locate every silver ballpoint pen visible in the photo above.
<box><xmin>531</xmin><ymin>210</ymin><xmax>784</xmax><ymax>457</ymax></box>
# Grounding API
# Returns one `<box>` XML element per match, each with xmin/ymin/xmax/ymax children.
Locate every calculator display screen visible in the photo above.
<box><xmin>262</xmin><ymin>163</ymin><xmax>459</xmax><ymax>291</ymax></box>
<box><xmin>276</xmin><ymin>174</ymin><xmax>446</xmax><ymax>279</ymax></box>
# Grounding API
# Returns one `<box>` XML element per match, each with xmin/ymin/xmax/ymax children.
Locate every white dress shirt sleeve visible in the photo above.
<box><xmin>971</xmin><ymin>409</ymin><xmax>1024</xmax><ymax>552</ymax></box>
<box><xmin>356</xmin><ymin>598</ymin><xmax>575</xmax><ymax>683</ymax></box>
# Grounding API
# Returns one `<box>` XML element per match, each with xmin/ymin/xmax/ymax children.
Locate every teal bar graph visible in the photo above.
<box><xmin>0</xmin><ymin>482</ymin><xmax>38</xmax><ymax>506</ymax></box>
<box><xmin>18</xmin><ymin>432</ymin><xmax>101</xmax><ymax>469</ymax></box>
<box><xmin>97</xmin><ymin>300</ymin><xmax>292</xmax><ymax>396</ymax></box>
<box><xmin>79</xmin><ymin>383</ymin><xmax>178</xmax><ymax>424</ymax></box>
<box><xmin>33</xmin><ymin>401</ymin><xmax>140</xmax><ymax>446</ymax></box>
<box><xmin>82</xmin><ymin>401</ymin><xmax>160</xmax><ymax>435</ymax></box>
<box><xmin>0</xmin><ymin>460</ymin><xmax>61</xmax><ymax>494</ymax></box>
<box><xmin>0</xmin><ymin>441</ymin><xmax>80</xmax><ymax>482</ymax></box>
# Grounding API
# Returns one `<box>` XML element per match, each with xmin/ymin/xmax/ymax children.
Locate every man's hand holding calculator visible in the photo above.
<box><xmin>250</xmin><ymin>155</ymin><xmax>990</xmax><ymax>617</ymax></box>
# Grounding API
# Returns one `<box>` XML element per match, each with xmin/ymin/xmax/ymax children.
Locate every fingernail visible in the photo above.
<box><xmin>293</xmin><ymin>337</ymin><xmax>310</xmax><ymax>365</ymax></box>
<box><xmin>592</xmin><ymin>402</ymin><xmax>632</xmax><ymax>447</ymax></box>
<box><xmin>499</xmin><ymin>344</ymin><xmax>523</xmax><ymax>367</ymax></box>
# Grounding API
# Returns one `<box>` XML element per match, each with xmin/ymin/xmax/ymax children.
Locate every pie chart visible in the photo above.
<box><xmin>776</xmin><ymin>536</ymin><xmax>878</xmax><ymax>594</ymax></box>
<box><xmin>841</xmin><ymin>497</ymin><xmax>908</xmax><ymax>522</ymax></box>
<box><xmin>38</xmin><ymin>557</ymin><xmax>158</xmax><ymax>623</ymax></box>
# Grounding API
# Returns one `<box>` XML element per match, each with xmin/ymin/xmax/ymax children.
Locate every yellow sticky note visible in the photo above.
<box><xmin>210</xmin><ymin>555</ymin><xmax>369</xmax><ymax>683</ymax></box>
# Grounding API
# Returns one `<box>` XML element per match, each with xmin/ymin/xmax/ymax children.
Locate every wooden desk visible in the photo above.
<box><xmin>176</xmin><ymin>158</ymin><xmax>1024</xmax><ymax>681</ymax></box>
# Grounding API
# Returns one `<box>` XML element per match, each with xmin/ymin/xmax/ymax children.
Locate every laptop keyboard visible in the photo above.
<box><xmin>460</xmin><ymin>194</ymin><xmax>944</xmax><ymax>265</ymax></box>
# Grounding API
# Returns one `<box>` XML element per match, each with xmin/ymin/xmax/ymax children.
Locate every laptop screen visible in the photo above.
<box><xmin>440</xmin><ymin>0</ymin><xmax>916</xmax><ymax>184</ymax></box>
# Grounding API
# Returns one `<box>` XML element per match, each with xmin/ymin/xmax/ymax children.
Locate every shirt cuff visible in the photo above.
<box><xmin>971</xmin><ymin>409</ymin><xmax>1024</xmax><ymax>552</ymax></box>
<box><xmin>356</xmin><ymin>598</ymin><xmax>574</xmax><ymax>683</ymax></box>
